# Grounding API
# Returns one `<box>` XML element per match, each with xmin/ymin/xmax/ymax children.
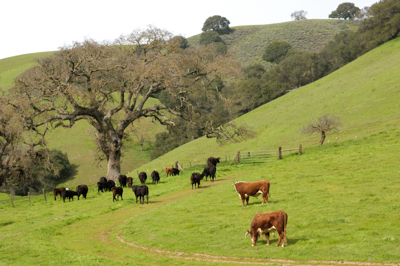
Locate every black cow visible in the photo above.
<box><xmin>138</xmin><ymin>172</ymin><xmax>147</xmax><ymax>184</ymax></box>
<box><xmin>97</xmin><ymin>181</ymin><xmax>108</xmax><ymax>193</ymax></box>
<box><xmin>207</xmin><ymin>157</ymin><xmax>220</xmax><ymax>167</ymax></box>
<box><xmin>62</xmin><ymin>190</ymin><xmax>78</xmax><ymax>202</ymax></box>
<box><xmin>151</xmin><ymin>171</ymin><xmax>160</xmax><ymax>184</ymax></box>
<box><xmin>202</xmin><ymin>165</ymin><xmax>216</xmax><ymax>182</ymax></box>
<box><xmin>132</xmin><ymin>185</ymin><xmax>149</xmax><ymax>204</ymax></box>
<box><xmin>76</xmin><ymin>185</ymin><xmax>88</xmax><ymax>200</ymax></box>
<box><xmin>99</xmin><ymin>177</ymin><xmax>107</xmax><ymax>183</ymax></box>
<box><xmin>190</xmin><ymin>173</ymin><xmax>203</xmax><ymax>189</ymax></box>
<box><xmin>119</xmin><ymin>175</ymin><xmax>127</xmax><ymax>187</ymax></box>
<box><xmin>172</xmin><ymin>168</ymin><xmax>180</xmax><ymax>176</ymax></box>
<box><xmin>111</xmin><ymin>187</ymin><xmax>123</xmax><ymax>202</ymax></box>
<box><xmin>107</xmin><ymin>180</ymin><xmax>116</xmax><ymax>190</ymax></box>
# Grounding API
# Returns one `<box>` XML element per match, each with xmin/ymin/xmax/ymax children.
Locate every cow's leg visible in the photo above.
<box><xmin>277</xmin><ymin>232</ymin><xmax>285</xmax><ymax>247</ymax></box>
<box><xmin>241</xmin><ymin>197</ymin><xmax>245</xmax><ymax>207</ymax></box>
<box><xmin>265</xmin><ymin>232</ymin><xmax>270</xmax><ymax>245</ymax></box>
<box><xmin>192</xmin><ymin>183</ymin><xmax>193</xmax><ymax>190</ymax></box>
<box><xmin>246</xmin><ymin>197</ymin><xmax>249</xmax><ymax>206</ymax></box>
<box><xmin>121</xmin><ymin>194</ymin><xmax>123</xmax><ymax>201</ymax></box>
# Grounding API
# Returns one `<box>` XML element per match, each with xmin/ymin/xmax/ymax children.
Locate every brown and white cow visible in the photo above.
<box><xmin>245</xmin><ymin>210</ymin><xmax>288</xmax><ymax>247</ymax></box>
<box><xmin>233</xmin><ymin>180</ymin><xmax>270</xmax><ymax>207</ymax></box>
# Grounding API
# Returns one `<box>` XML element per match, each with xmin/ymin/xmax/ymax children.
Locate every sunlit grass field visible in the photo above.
<box><xmin>0</xmin><ymin>132</ymin><xmax>399</xmax><ymax>265</ymax></box>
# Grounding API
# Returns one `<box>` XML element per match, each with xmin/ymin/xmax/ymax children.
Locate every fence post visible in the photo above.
<box><xmin>237</xmin><ymin>151</ymin><xmax>241</xmax><ymax>165</ymax></box>
<box><xmin>28</xmin><ymin>192</ymin><xmax>31</xmax><ymax>204</ymax></box>
<box><xmin>10</xmin><ymin>192</ymin><xmax>14</xmax><ymax>208</ymax></box>
<box><xmin>279</xmin><ymin>147</ymin><xmax>282</xmax><ymax>160</ymax></box>
<box><xmin>299</xmin><ymin>144</ymin><xmax>302</xmax><ymax>156</ymax></box>
<box><xmin>43</xmin><ymin>189</ymin><xmax>47</xmax><ymax>203</ymax></box>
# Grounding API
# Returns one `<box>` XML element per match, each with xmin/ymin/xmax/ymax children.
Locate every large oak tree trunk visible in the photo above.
<box><xmin>106</xmin><ymin>133</ymin><xmax>123</xmax><ymax>181</ymax></box>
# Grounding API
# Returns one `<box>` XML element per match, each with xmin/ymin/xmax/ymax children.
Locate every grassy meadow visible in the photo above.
<box><xmin>0</xmin><ymin>131</ymin><xmax>399</xmax><ymax>265</ymax></box>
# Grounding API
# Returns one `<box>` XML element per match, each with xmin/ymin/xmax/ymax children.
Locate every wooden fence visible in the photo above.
<box><xmin>230</xmin><ymin>145</ymin><xmax>302</xmax><ymax>165</ymax></box>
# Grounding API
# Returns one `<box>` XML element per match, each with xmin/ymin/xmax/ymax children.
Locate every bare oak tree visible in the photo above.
<box><xmin>302</xmin><ymin>114</ymin><xmax>342</xmax><ymax>145</ymax></box>
<box><xmin>291</xmin><ymin>10</ymin><xmax>308</xmax><ymax>20</ymax></box>
<box><xmin>10</xmin><ymin>27</ymin><xmax>240</xmax><ymax>181</ymax></box>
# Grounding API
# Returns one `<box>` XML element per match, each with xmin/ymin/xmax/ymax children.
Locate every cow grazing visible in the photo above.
<box><xmin>190</xmin><ymin>173</ymin><xmax>203</xmax><ymax>189</ymax></box>
<box><xmin>127</xmin><ymin>177</ymin><xmax>133</xmax><ymax>187</ymax></box>
<box><xmin>132</xmin><ymin>185</ymin><xmax>149</xmax><ymax>204</ymax></box>
<box><xmin>119</xmin><ymin>175</ymin><xmax>127</xmax><ymax>187</ymax></box>
<box><xmin>172</xmin><ymin>168</ymin><xmax>180</xmax><ymax>176</ymax></box>
<box><xmin>107</xmin><ymin>180</ymin><xmax>116</xmax><ymax>190</ymax></box>
<box><xmin>53</xmin><ymin>187</ymin><xmax>65</xmax><ymax>201</ymax></box>
<box><xmin>202</xmin><ymin>165</ymin><xmax>216</xmax><ymax>182</ymax></box>
<box><xmin>245</xmin><ymin>210</ymin><xmax>288</xmax><ymax>247</ymax></box>
<box><xmin>76</xmin><ymin>185</ymin><xmax>88</xmax><ymax>200</ymax></box>
<box><xmin>111</xmin><ymin>187</ymin><xmax>123</xmax><ymax>202</ymax></box>
<box><xmin>97</xmin><ymin>181</ymin><xmax>108</xmax><ymax>193</ymax></box>
<box><xmin>151</xmin><ymin>171</ymin><xmax>160</xmax><ymax>184</ymax></box>
<box><xmin>164</xmin><ymin>167</ymin><xmax>173</xmax><ymax>177</ymax></box>
<box><xmin>62</xmin><ymin>190</ymin><xmax>78</xmax><ymax>202</ymax></box>
<box><xmin>138</xmin><ymin>172</ymin><xmax>147</xmax><ymax>184</ymax></box>
<box><xmin>99</xmin><ymin>176</ymin><xmax>107</xmax><ymax>183</ymax></box>
<box><xmin>233</xmin><ymin>180</ymin><xmax>271</xmax><ymax>207</ymax></box>
<box><xmin>207</xmin><ymin>157</ymin><xmax>220</xmax><ymax>167</ymax></box>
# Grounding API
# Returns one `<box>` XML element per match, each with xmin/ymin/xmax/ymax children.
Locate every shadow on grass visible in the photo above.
<box><xmin>257</xmin><ymin>238</ymin><xmax>308</xmax><ymax>245</ymax></box>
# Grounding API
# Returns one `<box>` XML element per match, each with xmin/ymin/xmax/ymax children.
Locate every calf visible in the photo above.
<box><xmin>245</xmin><ymin>210</ymin><xmax>288</xmax><ymax>247</ymax></box>
<box><xmin>164</xmin><ymin>167</ymin><xmax>173</xmax><ymax>177</ymax></box>
<box><xmin>53</xmin><ymin>187</ymin><xmax>65</xmax><ymax>201</ymax></box>
<box><xmin>62</xmin><ymin>190</ymin><xmax>78</xmax><ymax>202</ymax></box>
<box><xmin>172</xmin><ymin>168</ymin><xmax>180</xmax><ymax>176</ymax></box>
<box><xmin>202</xmin><ymin>165</ymin><xmax>216</xmax><ymax>182</ymax></box>
<box><xmin>233</xmin><ymin>180</ymin><xmax>271</xmax><ymax>207</ymax></box>
<box><xmin>190</xmin><ymin>173</ymin><xmax>203</xmax><ymax>189</ymax></box>
<box><xmin>111</xmin><ymin>187</ymin><xmax>123</xmax><ymax>202</ymax></box>
<box><xmin>119</xmin><ymin>175</ymin><xmax>127</xmax><ymax>187</ymax></box>
<box><xmin>76</xmin><ymin>185</ymin><xmax>88</xmax><ymax>200</ymax></box>
<box><xmin>127</xmin><ymin>177</ymin><xmax>133</xmax><ymax>187</ymax></box>
<box><xmin>151</xmin><ymin>171</ymin><xmax>160</xmax><ymax>184</ymax></box>
<box><xmin>132</xmin><ymin>185</ymin><xmax>149</xmax><ymax>204</ymax></box>
<box><xmin>97</xmin><ymin>181</ymin><xmax>108</xmax><ymax>193</ymax></box>
<box><xmin>138</xmin><ymin>172</ymin><xmax>147</xmax><ymax>184</ymax></box>
<box><xmin>99</xmin><ymin>176</ymin><xmax>107</xmax><ymax>183</ymax></box>
<box><xmin>207</xmin><ymin>157</ymin><xmax>220</xmax><ymax>167</ymax></box>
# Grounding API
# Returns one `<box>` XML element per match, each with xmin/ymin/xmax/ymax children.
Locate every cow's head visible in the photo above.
<box><xmin>245</xmin><ymin>229</ymin><xmax>259</xmax><ymax>246</ymax></box>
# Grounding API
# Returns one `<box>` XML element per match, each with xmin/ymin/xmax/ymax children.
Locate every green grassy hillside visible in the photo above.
<box><xmin>139</xmin><ymin>36</ymin><xmax>400</xmax><ymax>173</ymax></box>
<box><xmin>0</xmin><ymin>34</ymin><xmax>399</xmax><ymax>266</ymax></box>
<box><xmin>188</xmin><ymin>19</ymin><xmax>358</xmax><ymax>67</ymax></box>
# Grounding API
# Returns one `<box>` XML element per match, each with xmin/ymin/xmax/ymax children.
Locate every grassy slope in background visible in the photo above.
<box><xmin>139</xmin><ymin>37</ymin><xmax>400</xmax><ymax>173</ymax></box>
<box><xmin>0</xmin><ymin>34</ymin><xmax>399</xmax><ymax>265</ymax></box>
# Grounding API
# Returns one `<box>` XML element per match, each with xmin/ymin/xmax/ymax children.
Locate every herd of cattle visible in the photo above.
<box><xmin>52</xmin><ymin>156</ymin><xmax>287</xmax><ymax>247</ymax></box>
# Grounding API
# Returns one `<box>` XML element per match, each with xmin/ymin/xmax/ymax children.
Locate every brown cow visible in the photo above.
<box><xmin>111</xmin><ymin>187</ymin><xmax>123</xmax><ymax>202</ymax></box>
<box><xmin>127</xmin><ymin>177</ymin><xmax>133</xmax><ymax>187</ymax></box>
<box><xmin>245</xmin><ymin>210</ymin><xmax>288</xmax><ymax>247</ymax></box>
<box><xmin>207</xmin><ymin>157</ymin><xmax>220</xmax><ymax>167</ymax></box>
<box><xmin>53</xmin><ymin>187</ymin><xmax>66</xmax><ymax>201</ymax></box>
<box><xmin>164</xmin><ymin>167</ymin><xmax>173</xmax><ymax>177</ymax></box>
<box><xmin>233</xmin><ymin>180</ymin><xmax>270</xmax><ymax>207</ymax></box>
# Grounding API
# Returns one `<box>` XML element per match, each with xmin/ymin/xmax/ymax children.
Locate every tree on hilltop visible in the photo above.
<box><xmin>329</xmin><ymin>2</ymin><xmax>360</xmax><ymax>20</ymax></box>
<box><xmin>202</xmin><ymin>15</ymin><xmax>231</xmax><ymax>35</ymax></box>
<box><xmin>9</xmin><ymin>27</ymin><xmax>242</xmax><ymax>181</ymax></box>
<box><xmin>291</xmin><ymin>10</ymin><xmax>308</xmax><ymax>20</ymax></box>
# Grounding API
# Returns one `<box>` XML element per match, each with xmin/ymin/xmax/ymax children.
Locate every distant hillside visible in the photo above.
<box><xmin>188</xmin><ymin>19</ymin><xmax>359</xmax><ymax>67</ymax></box>
<box><xmin>137</xmin><ymin>36</ymin><xmax>400</xmax><ymax>172</ymax></box>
